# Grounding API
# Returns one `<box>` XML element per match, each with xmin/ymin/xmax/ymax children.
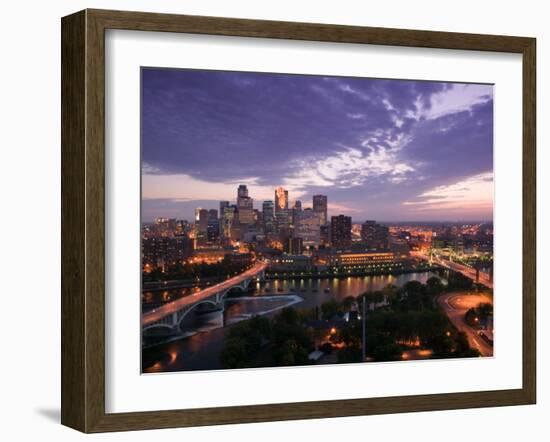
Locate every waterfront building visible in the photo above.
<box><xmin>327</xmin><ymin>250</ymin><xmax>398</xmax><ymax>271</ymax></box>
<box><xmin>285</xmin><ymin>236</ymin><xmax>303</xmax><ymax>255</ymax></box>
<box><xmin>270</xmin><ymin>255</ymin><xmax>312</xmax><ymax>272</ymax></box>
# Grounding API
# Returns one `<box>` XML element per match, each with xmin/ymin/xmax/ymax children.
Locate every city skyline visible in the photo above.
<box><xmin>142</xmin><ymin>68</ymin><xmax>494</xmax><ymax>223</ymax></box>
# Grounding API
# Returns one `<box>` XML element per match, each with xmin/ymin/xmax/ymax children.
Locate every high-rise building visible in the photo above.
<box><xmin>206</xmin><ymin>209</ymin><xmax>220</xmax><ymax>243</ymax></box>
<box><xmin>274</xmin><ymin>187</ymin><xmax>290</xmax><ymax>231</ymax></box>
<box><xmin>313</xmin><ymin>195</ymin><xmax>328</xmax><ymax>226</ymax></box>
<box><xmin>194</xmin><ymin>208</ymin><xmax>209</xmax><ymax>246</ymax></box>
<box><xmin>262</xmin><ymin>200</ymin><xmax>275</xmax><ymax>234</ymax></box>
<box><xmin>237</xmin><ymin>184</ymin><xmax>249</xmax><ymax>202</ymax></box>
<box><xmin>275</xmin><ymin>187</ymin><xmax>288</xmax><ymax>211</ymax></box>
<box><xmin>237</xmin><ymin>185</ymin><xmax>254</xmax><ymax>225</ymax></box>
<box><xmin>295</xmin><ymin>208</ymin><xmax>321</xmax><ymax>246</ymax></box>
<box><xmin>361</xmin><ymin>220</ymin><xmax>389</xmax><ymax>250</ymax></box>
<box><xmin>221</xmin><ymin>205</ymin><xmax>237</xmax><ymax>240</ymax></box>
<box><xmin>331</xmin><ymin>215</ymin><xmax>352</xmax><ymax>250</ymax></box>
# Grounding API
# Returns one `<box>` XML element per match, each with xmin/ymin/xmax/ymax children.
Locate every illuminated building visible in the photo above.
<box><xmin>285</xmin><ymin>237</ymin><xmax>303</xmax><ymax>254</ymax></box>
<box><xmin>142</xmin><ymin>235</ymin><xmax>193</xmax><ymax>270</ymax></box>
<box><xmin>207</xmin><ymin>209</ymin><xmax>220</xmax><ymax>243</ymax></box>
<box><xmin>330</xmin><ymin>215</ymin><xmax>352</xmax><ymax>249</ymax></box>
<box><xmin>262</xmin><ymin>200</ymin><xmax>275</xmax><ymax>234</ymax></box>
<box><xmin>270</xmin><ymin>255</ymin><xmax>312</xmax><ymax>272</ymax></box>
<box><xmin>360</xmin><ymin>220</ymin><xmax>389</xmax><ymax>250</ymax></box>
<box><xmin>275</xmin><ymin>186</ymin><xmax>288</xmax><ymax>211</ymax></box>
<box><xmin>274</xmin><ymin>186</ymin><xmax>290</xmax><ymax>231</ymax></box>
<box><xmin>295</xmin><ymin>208</ymin><xmax>321</xmax><ymax>246</ymax></box>
<box><xmin>194</xmin><ymin>208</ymin><xmax>209</xmax><ymax>246</ymax></box>
<box><xmin>221</xmin><ymin>205</ymin><xmax>237</xmax><ymax>239</ymax></box>
<box><xmin>313</xmin><ymin>195</ymin><xmax>328</xmax><ymax>226</ymax></box>
<box><xmin>237</xmin><ymin>184</ymin><xmax>254</xmax><ymax>225</ymax></box>
<box><xmin>328</xmin><ymin>251</ymin><xmax>396</xmax><ymax>269</ymax></box>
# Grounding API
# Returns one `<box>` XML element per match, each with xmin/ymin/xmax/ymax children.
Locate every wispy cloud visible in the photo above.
<box><xmin>425</xmin><ymin>84</ymin><xmax>493</xmax><ymax>120</ymax></box>
<box><xmin>403</xmin><ymin>172</ymin><xmax>493</xmax><ymax>214</ymax></box>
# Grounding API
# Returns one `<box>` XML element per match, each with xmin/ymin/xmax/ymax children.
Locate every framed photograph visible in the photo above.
<box><xmin>61</xmin><ymin>9</ymin><xmax>536</xmax><ymax>433</ymax></box>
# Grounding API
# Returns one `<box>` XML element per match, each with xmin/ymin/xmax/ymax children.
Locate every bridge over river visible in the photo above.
<box><xmin>412</xmin><ymin>251</ymin><xmax>493</xmax><ymax>289</ymax></box>
<box><xmin>142</xmin><ymin>261</ymin><xmax>268</xmax><ymax>335</ymax></box>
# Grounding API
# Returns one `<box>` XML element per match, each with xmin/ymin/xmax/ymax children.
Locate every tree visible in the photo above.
<box><xmin>220</xmin><ymin>337</ymin><xmax>249</xmax><ymax>368</ymax></box>
<box><xmin>426</xmin><ymin>276</ymin><xmax>444</xmax><ymax>296</ymax></box>
<box><xmin>320</xmin><ymin>299</ymin><xmax>340</xmax><ymax>320</ymax></box>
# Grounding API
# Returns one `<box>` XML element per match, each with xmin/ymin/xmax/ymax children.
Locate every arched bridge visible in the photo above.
<box><xmin>142</xmin><ymin>261</ymin><xmax>268</xmax><ymax>334</ymax></box>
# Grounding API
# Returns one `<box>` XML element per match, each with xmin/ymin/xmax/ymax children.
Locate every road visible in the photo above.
<box><xmin>412</xmin><ymin>251</ymin><xmax>493</xmax><ymax>289</ymax></box>
<box><xmin>142</xmin><ymin>261</ymin><xmax>268</xmax><ymax>326</ymax></box>
<box><xmin>438</xmin><ymin>291</ymin><xmax>494</xmax><ymax>357</ymax></box>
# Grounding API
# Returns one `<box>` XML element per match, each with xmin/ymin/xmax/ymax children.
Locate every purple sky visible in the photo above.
<box><xmin>141</xmin><ymin>68</ymin><xmax>494</xmax><ymax>223</ymax></box>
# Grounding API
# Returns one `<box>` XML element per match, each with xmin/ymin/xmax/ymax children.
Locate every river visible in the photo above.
<box><xmin>142</xmin><ymin>271</ymin><xmax>443</xmax><ymax>373</ymax></box>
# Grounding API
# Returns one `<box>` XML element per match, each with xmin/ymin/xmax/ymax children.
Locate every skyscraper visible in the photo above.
<box><xmin>295</xmin><ymin>208</ymin><xmax>321</xmax><ymax>246</ymax></box>
<box><xmin>207</xmin><ymin>209</ymin><xmax>220</xmax><ymax>243</ymax></box>
<box><xmin>313</xmin><ymin>195</ymin><xmax>328</xmax><ymax>226</ymax></box>
<box><xmin>194</xmin><ymin>208</ymin><xmax>209</xmax><ymax>247</ymax></box>
<box><xmin>262</xmin><ymin>200</ymin><xmax>275</xmax><ymax>234</ymax></box>
<box><xmin>331</xmin><ymin>215</ymin><xmax>352</xmax><ymax>250</ymax></box>
<box><xmin>275</xmin><ymin>187</ymin><xmax>288</xmax><ymax>211</ymax></box>
<box><xmin>274</xmin><ymin>187</ymin><xmax>290</xmax><ymax>232</ymax></box>
<box><xmin>361</xmin><ymin>220</ymin><xmax>389</xmax><ymax>250</ymax></box>
<box><xmin>237</xmin><ymin>184</ymin><xmax>254</xmax><ymax>225</ymax></box>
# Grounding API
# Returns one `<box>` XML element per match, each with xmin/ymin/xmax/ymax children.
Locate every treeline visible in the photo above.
<box><xmin>219</xmin><ymin>274</ymin><xmax>482</xmax><ymax>369</ymax></box>
<box><xmin>143</xmin><ymin>258</ymin><xmax>249</xmax><ymax>283</ymax></box>
<box><xmin>220</xmin><ymin>309</ymin><xmax>313</xmax><ymax>369</ymax></box>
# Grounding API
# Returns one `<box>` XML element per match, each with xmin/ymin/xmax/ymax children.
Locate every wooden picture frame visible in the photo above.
<box><xmin>61</xmin><ymin>8</ymin><xmax>536</xmax><ymax>433</ymax></box>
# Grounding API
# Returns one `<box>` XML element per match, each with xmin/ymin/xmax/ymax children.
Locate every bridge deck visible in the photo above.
<box><xmin>142</xmin><ymin>261</ymin><xmax>268</xmax><ymax>326</ymax></box>
<box><xmin>412</xmin><ymin>251</ymin><xmax>493</xmax><ymax>289</ymax></box>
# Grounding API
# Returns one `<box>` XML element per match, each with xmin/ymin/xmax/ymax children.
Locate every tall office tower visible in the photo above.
<box><xmin>361</xmin><ymin>220</ymin><xmax>390</xmax><ymax>250</ymax></box>
<box><xmin>219</xmin><ymin>201</ymin><xmax>230</xmax><ymax>216</ymax></box>
<box><xmin>236</xmin><ymin>184</ymin><xmax>254</xmax><ymax>225</ymax></box>
<box><xmin>237</xmin><ymin>184</ymin><xmax>249</xmax><ymax>201</ymax></box>
<box><xmin>313</xmin><ymin>195</ymin><xmax>328</xmax><ymax>226</ymax></box>
<box><xmin>295</xmin><ymin>208</ymin><xmax>321</xmax><ymax>247</ymax></box>
<box><xmin>274</xmin><ymin>187</ymin><xmax>290</xmax><ymax>231</ymax></box>
<box><xmin>219</xmin><ymin>201</ymin><xmax>230</xmax><ymax>237</ymax></box>
<box><xmin>206</xmin><ymin>209</ymin><xmax>220</xmax><ymax>243</ymax></box>
<box><xmin>194</xmin><ymin>208</ymin><xmax>209</xmax><ymax>247</ymax></box>
<box><xmin>330</xmin><ymin>215</ymin><xmax>352</xmax><ymax>250</ymax></box>
<box><xmin>221</xmin><ymin>205</ymin><xmax>237</xmax><ymax>240</ymax></box>
<box><xmin>262</xmin><ymin>200</ymin><xmax>275</xmax><ymax>234</ymax></box>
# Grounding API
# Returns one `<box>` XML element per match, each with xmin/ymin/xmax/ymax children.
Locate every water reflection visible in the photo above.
<box><xmin>142</xmin><ymin>272</ymin><xmax>443</xmax><ymax>373</ymax></box>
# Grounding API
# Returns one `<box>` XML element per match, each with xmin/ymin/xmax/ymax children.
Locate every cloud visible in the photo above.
<box><xmin>142</xmin><ymin>172</ymin><xmax>285</xmax><ymax>203</ymax></box>
<box><xmin>424</xmin><ymin>84</ymin><xmax>493</xmax><ymax>120</ymax></box>
<box><xmin>403</xmin><ymin>172</ymin><xmax>493</xmax><ymax>214</ymax></box>
<box><xmin>285</xmin><ymin>144</ymin><xmax>415</xmax><ymax>191</ymax></box>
